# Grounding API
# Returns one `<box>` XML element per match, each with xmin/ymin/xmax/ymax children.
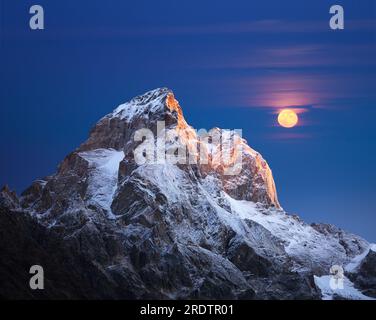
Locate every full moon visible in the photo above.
<box><xmin>278</xmin><ymin>109</ymin><xmax>298</xmax><ymax>128</ymax></box>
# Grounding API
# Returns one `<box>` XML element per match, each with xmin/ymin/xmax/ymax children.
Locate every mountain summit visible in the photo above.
<box><xmin>0</xmin><ymin>88</ymin><xmax>374</xmax><ymax>299</ymax></box>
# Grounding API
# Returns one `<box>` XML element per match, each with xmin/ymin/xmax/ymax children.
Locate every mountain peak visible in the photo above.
<box><xmin>2</xmin><ymin>89</ymin><xmax>373</xmax><ymax>300</ymax></box>
<box><xmin>107</xmin><ymin>87</ymin><xmax>173</xmax><ymax>121</ymax></box>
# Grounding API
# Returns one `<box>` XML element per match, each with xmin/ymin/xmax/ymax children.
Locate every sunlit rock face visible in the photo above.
<box><xmin>0</xmin><ymin>88</ymin><xmax>373</xmax><ymax>299</ymax></box>
<box><xmin>165</xmin><ymin>91</ymin><xmax>280</xmax><ymax>208</ymax></box>
<box><xmin>42</xmin><ymin>87</ymin><xmax>279</xmax><ymax>217</ymax></box>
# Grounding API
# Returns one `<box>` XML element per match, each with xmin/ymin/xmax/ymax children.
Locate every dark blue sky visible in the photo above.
<box><xmin>1</xmin><ymin>0</ymin><xmax>375</xmax><ymax>241</ymax></box>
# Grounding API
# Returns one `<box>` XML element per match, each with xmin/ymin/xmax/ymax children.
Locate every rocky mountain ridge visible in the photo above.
<box><xmin>0</xmin><ymin>88</ymin><xmax>374</xmax><ymax>299</ymax></box>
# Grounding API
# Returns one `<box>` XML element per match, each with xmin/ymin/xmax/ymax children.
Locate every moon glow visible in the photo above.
<box><xmin>278</xmin><ymin>109</ymin><xmax>298</xmax><ymax>128</ymax></box>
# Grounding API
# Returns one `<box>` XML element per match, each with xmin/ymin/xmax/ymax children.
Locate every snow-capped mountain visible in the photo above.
<box><xmin>0</xmin><ymin>88</ymin><xmax>374</xmax><ymax>299</ymax></box>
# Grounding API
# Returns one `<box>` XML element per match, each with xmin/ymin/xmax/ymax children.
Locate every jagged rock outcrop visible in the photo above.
<box><xmin>0</xmin><ymin>88</ymin><xmax>374</xmax><ymax>299</ymax></box>
<box><xmin>0</xmin><ymin>206</ymin><xmax>133</xmax><ymax>299</ymax></box>
<box><xmin>346</xmin><ymin>245</ymin><xmax>376</xmax><ymax>298</ymax></box>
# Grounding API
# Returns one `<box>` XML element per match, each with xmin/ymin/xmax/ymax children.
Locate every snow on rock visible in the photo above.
<box><xmin>346</xmin><ymin>246</ymin><xmax>372</xmax><ymax>273</ymax></box>
<box><xmin>6</xmin><ymin>88</ymin><xmax>373</xmax><ymax>300</ymax></box>
<box><xmin>79</xmin><ymin>148</ymin><xmax>124</xmax><ymax>217</ymax></box>
<box><xmin>314</xmin><ymin>275</ymin><xmax>375</xmax><ymax>300</ymax></box>
<box><xmin>345</xmin><ymin>243</ymin><xmax>376</xmax><ymax>273</ymax></box>
<box><xmin>223</xmin><ymin>193</ymin><xmax>354</xmax><ymax>272</ymax></box>
<box><xmin>108</xmin><ymin>88</ymin><xmax>170</xmax><ymax>121</ymax></box>
<box><xmin>133</xmin><ymin>163</ymin><xmax>189</xmax><ymax>204</ymax></box>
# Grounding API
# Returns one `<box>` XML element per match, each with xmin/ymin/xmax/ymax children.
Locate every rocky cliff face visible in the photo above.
<box><xmin>0</xmin><ymin>88</ymin><xmax>374</xmax><ymax>299</ymax></box>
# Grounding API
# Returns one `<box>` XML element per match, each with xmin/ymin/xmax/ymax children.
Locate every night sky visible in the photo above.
<box><xmin>1</xmin><ymin>0</ymin><xmax>375</xmax><ymax>241</ymax></box>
